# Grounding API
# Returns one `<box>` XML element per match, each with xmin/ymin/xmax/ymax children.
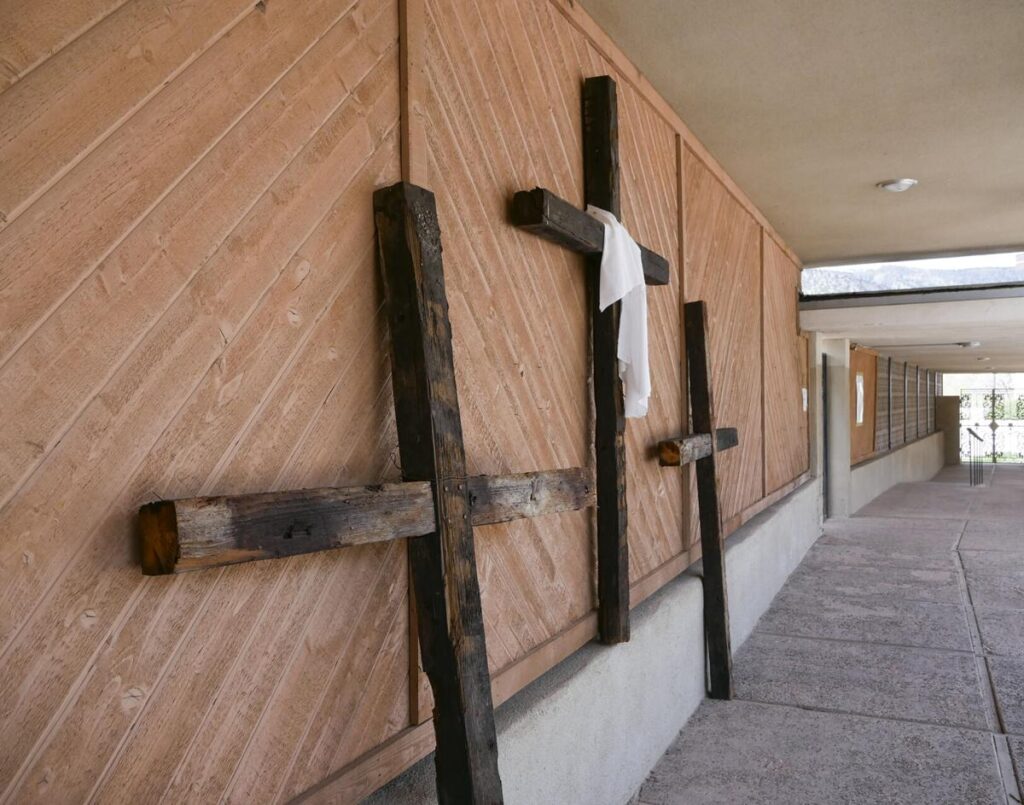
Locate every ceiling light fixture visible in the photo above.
<box><xmin>871</xmin><ymin>340</ymin><xmax>980</xmax><ymax>349</ymax></box>
<box><xmin>876</xmin><ymin>178</ymin><xmax>918</xmax><ymax>192</ymax></box>
<box><xmin>977</xmin><ymin>356</ymin><xmax>991</xmax><ymax>362</ymax></box>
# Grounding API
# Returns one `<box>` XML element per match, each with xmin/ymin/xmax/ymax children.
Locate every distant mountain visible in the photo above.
<box><xmin>802</xmin><ymin>264</ymin><xmax>1024</xmax><ymax>296</ymax></box>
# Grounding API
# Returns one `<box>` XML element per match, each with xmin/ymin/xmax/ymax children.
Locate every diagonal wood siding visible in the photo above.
<box><xmin>0</xmin><ymin>2</ymin><xmax>408</xmax><ymax>802</ymax></box>
<box><xmin>849</xmin><ymin>347</ymin><xmax>878</xmax><ymax>464</ymax></box>
<box><xmin>0</xmin><ymin>0</ymin><xmax>810</xmax><ymax>801</ymax></box>
<box><xmin>683</xmin><ymin>149</ymin><xmax>764</xmax><ymax>522</ymax></box>
<box><xmin>763</xmin><ymin>234</ymin><xmax>809</xmax><ymax>493</ymax></box>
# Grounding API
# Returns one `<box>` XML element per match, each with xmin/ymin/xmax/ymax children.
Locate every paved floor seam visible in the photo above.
<box><xmin>732</xmin><ymin>693</ymin><xmax>1000</xmax><ymax>734</ymax></box>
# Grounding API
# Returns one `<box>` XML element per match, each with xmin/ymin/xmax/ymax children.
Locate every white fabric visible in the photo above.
<box><xmin>587</xmin><ymin>205</ymin><xmax>650</xmax><ymax>418</ymax></box>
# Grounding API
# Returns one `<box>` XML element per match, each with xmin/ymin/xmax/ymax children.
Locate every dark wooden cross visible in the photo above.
<box><xmin>656</xmin><ymin>300</ymin><xmax>739</xmax><ymax>700</ymax></box>
<box><xmin>510</xmin><ymin>75</ymin><xmax>670</xmax><ymax>644</ymax></box>
<box><xmin>137</xmin><ymin>75</ymin><xmax>672</xmax><ymax>804</ymax></box>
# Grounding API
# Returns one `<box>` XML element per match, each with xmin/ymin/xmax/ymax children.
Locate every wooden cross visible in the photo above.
<box><xmin>510</xmin><ymin>75</ymin><xmax>671</xmax><ymax>644</ymax></box>
<box><xmin>656</xmin><ymin>300</ymin><xmax>739</xmax><ymax>700</ymax></box>
<box><xmin>137</xmin><ymin>75</ymin><xmax>672</xmax><ymax>803</ymax></box>
<box><xmin>140</xmin><ymin>184</ymin><xmax>600</xmax><ymax>804</ymax></box>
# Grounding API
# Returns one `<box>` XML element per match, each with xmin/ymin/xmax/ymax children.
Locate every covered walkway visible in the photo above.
<box><xmin>639</xmin><ymin>465</ymin><xmax>1024</xmax><ymax>804</ymax></box>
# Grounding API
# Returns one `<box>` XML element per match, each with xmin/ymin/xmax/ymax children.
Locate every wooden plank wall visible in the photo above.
<box><xmin>858</xmin><ymin>355</ymin><xmax>942</xmax><ymax>466</ymax></box>
<box><xmin>0</xmin><ymin>0</ymin><xmax>811</xmax><ymax>801</ymax></box>
<box><xmin>763</xmin><ymin>235</ymin><xmax>810</xmax><ymax>494</ymax></box>
<box><xmin>849</xmin><ymin>347</ymin><xmax>878</xmax><ymax>464</ymax></box>
<box><xmin>0</xmin><ymin>2</ymin><xmax>409</xmax><ymax>803</ymax></box>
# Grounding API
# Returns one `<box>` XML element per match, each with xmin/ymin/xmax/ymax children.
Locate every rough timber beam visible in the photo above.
<box><xmin>585</xmin><ymin>75</ymin><xmax>630</xmax><ymax>645</ymax></box>
<box><xmin>374</xmin><ymin>181</ymin><xmax>503</xmax><ymax>803</ymax></box>
<box><xmin>684</xmin><ymin>300</ymin><xmax>734</xmax><ymax>700</ymax></box>
<box><xmin>138</xmin><ymin>468</ymin><xmax>595</xmax><ymax>576</ymax></box>
<box><xmin>510</xmin><ymin>187</ymin><xmax>670</xmax><ymax>286</ymax></box>
<box><xmin>657</xmin><ymin>428</ymin><xmax>739</xmax><ymax>467</ymax></box>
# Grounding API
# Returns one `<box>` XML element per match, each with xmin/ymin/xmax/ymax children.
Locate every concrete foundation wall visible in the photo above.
<box><xmin>850</xmin><ymin>431</ymin><xmax>944</xmax><ymax>514</ymax></box>
<box><xmin>366</xmin><ymin>479</ymin><xmax>822</xmax><ymax>805</ymax></box>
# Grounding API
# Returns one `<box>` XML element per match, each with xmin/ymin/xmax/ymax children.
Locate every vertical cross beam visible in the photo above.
<box><xmin>583</xmin><ymin>75</ymin><xmax>629</xmax><ymax>645</ymax></box>
<box><xmin>374</xmin><ymin>182</ymin><xmax>503</xmax><ymax>804</ymax></box>
<box><xmin>684</xmin><ymin>301</ymin><xmax>734</xmax><ymax>699</ymax></box>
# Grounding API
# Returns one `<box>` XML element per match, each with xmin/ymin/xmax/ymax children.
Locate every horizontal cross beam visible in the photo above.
<box><xmin>139</xmin><ymin>467</ymin><xmax>594</xmax><ymax>575</ymax></box>
<box><xmin>510</xmin><ymin>187</ymin><xmax>670</xmax><ymax>286</ymax></box>
<box><xmin>657</xmin><ymin>427</ymin><xmax>739</xmax><ymax>466</ymax></box>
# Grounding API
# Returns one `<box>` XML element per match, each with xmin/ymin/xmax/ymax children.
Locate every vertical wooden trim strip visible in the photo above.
<box><xmin>759</xmin><ymin>230</ymin><xmax>767</xmax><ymax>498</ymax></box>
<box><xmin>583</xmin><ymin>75</ymin><xmax>629</xmax><ymax>645</ymax></box>
<box><xmin>684</xmin><ymin>300</ymin><xmax>733</xmax><ymax>700</ymax></box>
<box><xmin>676</xmin><ymin>132</ymin><xmax>690</xmax><ymax>549</ymax></box>
<box><xmin>399</xmin><ymin>0</ymin><xmax>428</xmax><ymax>187</ymax></box>
<box><xmin>374</xmin><ymin>183</ymin><xmax>502</xmax><ymax>803</ymax></box>
<box><xmin>903</xmin><ymin>363</ymin><xmax>909</xmax><ymax>443</ymax></box>
<box><xmin>887</xmin><ymin>357</ymin><xmax>893</xmax><ymax>450</ymax></box>
<box><xmin>400</xmin><ymin>0</ymin><xmax>430</xmax><ymax>725</ymax></box>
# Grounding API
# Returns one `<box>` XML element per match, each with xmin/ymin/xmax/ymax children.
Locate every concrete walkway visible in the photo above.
<box><xmin>638</xmin><ymin>465</ymin><xmax>1024</xmax><ymax>805</ymax></box>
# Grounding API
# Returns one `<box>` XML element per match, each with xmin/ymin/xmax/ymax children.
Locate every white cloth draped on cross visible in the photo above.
<box><xmin>587</xmin><ymin>205</ymin><xmax>650</xmax><ymax>418</ymax></box>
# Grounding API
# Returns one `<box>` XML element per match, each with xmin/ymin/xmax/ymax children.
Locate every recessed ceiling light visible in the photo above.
<box><xmin>876</xmin><ymin>178</ymin><xmax>918</xmax><ymax>192</ymax></box>
<box><xmin>977</xmin><ymin>356</ymin><xmax>991</xmax><ymax>362</ymax></box>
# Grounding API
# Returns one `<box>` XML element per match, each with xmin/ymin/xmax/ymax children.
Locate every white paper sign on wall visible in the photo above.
<box><xmin>802</xmin><ymin>387</ymin><xmax>808</xmax><ymax>412</ymax></box>
<box><xmin>855</xmin><ymin>372</ymin><xmax>865</xmax><ymax>425</ymax></box>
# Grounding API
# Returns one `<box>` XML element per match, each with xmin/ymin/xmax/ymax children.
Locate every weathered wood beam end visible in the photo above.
<box><xmin>510</xmin><ymin>187</ymin><xmax>669</xmax><ymax>286</ymax></box>
<box><xmin>657</xmin><ymin>433</ymin><xmax>713</xmax><ymax>467</ymax></box>
<box><xmin>714</xmin><ymin>427</ymin><xmax>739</xmax><ymax>452</ymax></box>
<box><xmin>139</xmin><ymin>500</ymin><xmax>179</xmax><ymax>575</ymax></box>
<box><xmin>658</xmin><ymin>429</ymin><xmax>740</xmax><ymax>466</ymax></box>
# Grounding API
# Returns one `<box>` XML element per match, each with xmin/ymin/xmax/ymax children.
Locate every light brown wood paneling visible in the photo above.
<box><xmin>423</xmin><ymin>0</ymin><xmax>684</xmax><ymax>670</ymax></box>
<box><xmin>684</xmin><ymin>148</ymin><xmax>763</xmax><ymax>524</ymax></box>
<box><xmin>0</xmin><ymin>0</ymin><xmax>813</xmax><ymax>800</ymax></box>
<box><xmin>424</xmin><ymin>0</ymin><xmax>593</xmax><ymax>678</ymax></box>
<box><xmin>907</xmin><ymin>364</ymin><xmax>920</xmax><ymax>442</ymax></box>
<box><xmin>0</xmin><ymin>1</ymin><xmax>408</xmax><ymax>801</ymax></box>
<box><xmin>763</xmin><ymin>233</ymin><xmax>809</xmax><ymax>493</ymax></box>
<box><xmin>849</xmin><ymin>347</ymin><xmax>877</xmax><ymax>464</ymax></box>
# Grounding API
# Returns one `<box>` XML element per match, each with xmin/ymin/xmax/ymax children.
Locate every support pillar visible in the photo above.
<box><xmin>823</xmin><ymin>337</ymin><xmax>852</xmax><ymax>519</ymax></box>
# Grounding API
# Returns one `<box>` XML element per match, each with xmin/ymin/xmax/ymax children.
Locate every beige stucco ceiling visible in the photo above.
<box><xmin>800</xmin><ymin>289</ymin><xmax>1024</xmax><ymax>371</ymax></box>
<box><xmin>580</xmin><ymin>0</ymin><xmax>1024</xmax><ymax>265</ymax></box>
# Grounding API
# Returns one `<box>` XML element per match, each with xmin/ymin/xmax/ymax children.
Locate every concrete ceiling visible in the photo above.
<box><xmin>800</xmin><ymin>288</ymin><xmax>1024</xmax><ymax>372</ymax></box>
<box><xmin>579</xmin><ymin>0</ymin><xmax>1024</xmax><ymax>265</ymax></box>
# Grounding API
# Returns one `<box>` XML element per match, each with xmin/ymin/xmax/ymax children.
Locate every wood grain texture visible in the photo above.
<box><xmin>0</xmin><ymin>0</ymin><xmax>127</xmax><ymax>90</ymax></box>
<box><xmin>375</xmin><ymin>181</ymin><xmax>501</xmax><ymax>803</ymax></box>
<box><xmin>0</xmin><ymin>3</ymin><xmax>407</xmax><ymax>802</ymax></box>
<box><xmin>0</xmin><ymin>0</ymin><xmax>256</xmax><ymax>227</ymax></box>
<box><xmin>849</xmin><ymin>347</ymin><xmax>877</xmax><ymax>464</ymax></box>
<box><xmin>762</xmin><ymin>233</ymin><xmax>809</xmax><ymax>492</ymax></box>
<box><xmin>422</xmin><ymin>0</ymin><xmax>595</xmax><ymax>685</ymax></box>
<box><xmin>684</xmin><ymin>301</ymin><xmax>733</xmax><ymax>699</ymax></box>
<box><xmin>509</xmin><ymin>187</ymin><xmax>670</xmax><ymax>285</ymax></box>
<box><xmin>658</xmin><ymin>429</ymin><xmax>737</xmax><ymax>466</ymax></box>
<box><xmin>583</xmin><ymin>75</ymin><xmax>630</xmax><ymax>645</ymax></box>
<box><xmin>0</xmin><ymin>0</ymin><xmax>809</xmax><ymax>799</ymax></box>
<box><xmin>906</xmin><ymin>365</ymin><xmax>920</xmax><ymax>442</ymax></box>
<box><xmin>139</xmin><ymin>468</ymin><xmax>594</xmax><ymax>575</ymax></box>
<box><xmin>683</xmin><ymin>148</ymin><xmax>763</xmax><ymax>522</ymax></box>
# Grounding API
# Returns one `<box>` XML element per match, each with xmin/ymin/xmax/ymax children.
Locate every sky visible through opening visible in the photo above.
<box><xmin>802</xmin><ymin>251</ymin><xmax>1024</xmax><ymax>296</ymax></box>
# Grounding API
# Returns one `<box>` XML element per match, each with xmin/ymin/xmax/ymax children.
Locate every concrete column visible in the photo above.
<box><xmin>823</xmin><ymin>337</ymin><xmax>852</xmax><ymax>518</ymax></box>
